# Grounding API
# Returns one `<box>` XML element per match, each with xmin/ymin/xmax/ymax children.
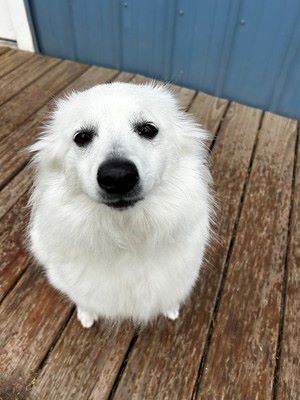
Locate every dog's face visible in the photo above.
<box><xmin>34</xmin><ymin>83</ymin><xmax>200</xmax><ymax>211</ymax></box>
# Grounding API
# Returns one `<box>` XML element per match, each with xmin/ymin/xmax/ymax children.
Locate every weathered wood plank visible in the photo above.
<box><xmin>0</xmin><ymin>54</ymin><xmax>60</xmax><ymax>106</ymax></box>
<box><xmin>0</xmin><ymin>165</ymin><xmax>32</xmax><ymax>219</ymax></box>
<box><xmin>277</xmin><ymin>126</ymin><xmax>300</xmax><ymax>399</ymax></box>
<box><xmin>197</xmin><ymin>114</ymin><xmax>297</xmax><ymax>399</ymax></box>
<box><xmin>169</xmin><ymin>84</ymin><xmax>196</xmax><ymax>110</ymax></box>
<box><xmin>189</xmin><ymin>92</ymin><xmax>228</xmax><ymax>146</ymax></box>
<box><xmin>0</xmin><ymin>46</ymin><xmax>10</xmax><ymax>56</ymax></box>
<box><xmin>0</xmin><ymin>267</ymin><xmax>71</xmax><ymax>393</ymax></box>
<box><xmin>111</xmin><ymin>103</ymin><xmax>262</xmax><ymax>400</ymax></box>
<box><xmin>0</xmin><ymin>49</ymin><xmax>33</xmax><ymax>79</ymax></box>
<box><xmin>114</xmin><ymin>71</ymin><xmax>134</xmax><ymax>83</ymax></box>
<box><xmin>0</xmin><ymin>59</ymin><xmax>88</xmax><ymax>141</ymax></box>
<box><xmin>132</xmin><ymin>74</ymin><xmax>196</xmax><ymax>110</ymax></box>
<box><xmin>30</xmin><ymin>317</ymin><xmax>133</xmax><ymax>400</ymax></box>
<box><xmin>56</xmin><ymin>64</ymin><xmax>120</xmax><ymax>92</ymax></box>
<box><xmin>0</xmin><ymin>66</ymin><xmax>127</xmax><ymax>189</ymax></box>
<box><xmin>0</xmin><ymin>192</ymin><xmax>30</xmax><ymax>302</ymax></box>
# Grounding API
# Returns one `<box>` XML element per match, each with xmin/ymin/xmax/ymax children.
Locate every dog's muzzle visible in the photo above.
<box><xmin>97</xmin><ymin>158</ymin><xmax>141</xmax><ymax>209</ymax></box>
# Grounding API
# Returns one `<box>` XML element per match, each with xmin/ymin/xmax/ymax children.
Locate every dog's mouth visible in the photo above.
<box><xmin>102</xmin><ymin>198</ymin><xmax>142</xmax><ymax>210</ymax></box>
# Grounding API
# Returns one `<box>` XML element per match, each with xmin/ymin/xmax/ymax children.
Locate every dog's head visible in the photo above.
<box><xmin>31</xmin><ymin>82</ymin><xmax>208</xmax><ymax>211</ymax></box>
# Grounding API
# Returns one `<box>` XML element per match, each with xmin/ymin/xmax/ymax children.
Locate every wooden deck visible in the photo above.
<box><xmin>0</xmin><ymin>47</ymin><xmax>299</xmax><ymax>400</ymax></box>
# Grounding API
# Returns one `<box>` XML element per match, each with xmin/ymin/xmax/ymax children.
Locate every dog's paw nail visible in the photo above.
<box><xmin>77</xmin><ymin>309</ymin><xmax>95</xmax><ymax>328</ymax></box>
<box><xmin>164</xmin><ymin>308</ymin><xmax>179</xmax><ymax>320</ymax></box>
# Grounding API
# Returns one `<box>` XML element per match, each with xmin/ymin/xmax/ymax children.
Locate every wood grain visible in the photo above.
<box><xmin>0</xmin><ymin>266</ymin><xmax>72</xmax><ymax>394</ymax></box>
<box><xmin>277</xmin><ymin>125</ymin><xmax>300</xmax><ymax>399</ymax></box>
<box><xmin>0</xmin><ymin>46</ymin><xmax>10</xmax><ymax>56</ymax></box>
<box><xmin>0</xmin><ymin>165</ymin><xmax>32</xmax><ymax>219</ymax></box>
<box><xmin>197</xmin><ymin>113</ymin><xmax>297</xmax><ymax>400</ymax></box>
<box><xmin>0</xmin><ymin>54</ymin><xmax>60</xmax><ymax>106</ymax></box>
<box><xmin>30</xmin><ymin>316</ymin><xmax>134</xmax><ymax>400</ymax></box>
<box><xmin>110</xmin><ymin>71</ymin><xmax>134</xmax><ymax>84</ymax></box>
<box><xmin>0</xmin><ymin>59</ymin><xmax>87</xmax><ymax>141</ymax></box>
<box><xmin>112</xmin><ymin>103</ymin><xmax>262</xmax><ymax>400</ymax></box>
<box><xmin>169</xmin><ymin>84</ymin><xmax>196</xmax><ymax>110</ymax></box>
<box><xmin>189</xmin><ymin>92</ymin><xmax>228</xmax><ymax>146</ymax></box>
<box><xmin>0</xmin><ymin>67</ymin><xmax>130</xmax><ymax>189</ymax></box>
<box><xmin>57</xmin><ymin>64</ymin><xmax>121</xmax><ymax>92</ymax></box>
<box><xmin>0</xmin><ymin>191</ymin><xmax>31</xmax><ymax>302</ymax></box>
<box><xmin>0</xmin><ymin>49</ymin><xmax>33</xmax><ymax>79</ymax></box>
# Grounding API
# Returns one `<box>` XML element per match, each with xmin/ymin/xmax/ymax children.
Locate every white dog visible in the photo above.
<box><xmin>29</xmin><ymin>82</ymin><xmax>212</xmax><ymax>328</ymax></box>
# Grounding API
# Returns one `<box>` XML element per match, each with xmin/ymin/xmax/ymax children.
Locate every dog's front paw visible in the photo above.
<box><xmin>77</xmin><ymin>308</ymin><xmax>97</xmax><ymax>328</ymax></box>
<box><xmin>164</xmin><ymin>307</ymin><xmax>179</xmax><ymax>321</ymax></box>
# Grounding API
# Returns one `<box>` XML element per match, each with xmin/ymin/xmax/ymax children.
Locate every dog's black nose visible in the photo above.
<box><xmin>97</xmin><ymin>159</ymin><xmax>139</xmax><ymax>195</ymax></box>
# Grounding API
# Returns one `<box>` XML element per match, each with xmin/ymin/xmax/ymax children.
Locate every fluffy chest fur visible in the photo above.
<box><xmin>30</xmin><ymin>171</ymin><xmax>209</xmax><ymax>323</ymax></box>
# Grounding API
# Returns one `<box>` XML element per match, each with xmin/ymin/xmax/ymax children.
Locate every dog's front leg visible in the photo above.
<box><xmin>164</xmin><ymin>306</ymin><xmax>180</xmax><ymax>321</ymax></box>
<box><xmin>77</xmin><ymin>307</ymin><xmax>97</xmax><ymax>328</ymax></box>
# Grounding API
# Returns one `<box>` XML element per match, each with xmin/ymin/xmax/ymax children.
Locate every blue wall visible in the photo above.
<box><xmin>28</xmin><ymin>0</ymin><xmax>300</xmax><ymax>119</ymax></box>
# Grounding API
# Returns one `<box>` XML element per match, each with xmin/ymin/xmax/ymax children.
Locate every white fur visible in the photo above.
<box><xmin>29</xmin><ymin>82</ymin><xmax>212</xmax><ymax>327</ymax></box>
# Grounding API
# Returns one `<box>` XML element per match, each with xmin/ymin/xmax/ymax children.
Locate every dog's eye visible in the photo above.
<box><xmin>73</xmin><ymin>129</ymin><xmax>95</xmax><ymax>147</ymax></box>
<box><xmin>136</xmin><ymin>123</ymin><xmax>158</xmax><ymax>140</ymax></box>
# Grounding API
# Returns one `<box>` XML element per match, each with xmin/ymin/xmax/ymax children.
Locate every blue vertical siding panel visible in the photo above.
<box><xmin>70</xmin><ymin>0</ymin><xmax>121</xmax><ymax>68</ymax></box>
<box><xmin>29</xmin><ymin>0</ymin><xmax>76</xmax><ymax>60</ymax></box>
<box><xmin>120</xmin><ymin>0</ymin><xmax>176</xmax><ymax>79</ymax></box>
<box><xmin>168</xmin><ymin>0</ymin><xmax>240</xmax><ymax>94</ymax></box>
<box><xmin>223</xmin><ymin>0</ymin><xmax>300</xmax><ymax>111</ymax></box>
<box><xmin>270</xmin><ymin>8</ymin><xmax>300</xmax><ymax>117</ymax></box>
<box><xmin>213</xmin><ymin>1</ymin><xmax>241</xmax><ymax>96</ymax></box>
<box><xmin>276</xmin><ymin>45</ymin><xmax>300</xmax><ymax>118</ymax></box>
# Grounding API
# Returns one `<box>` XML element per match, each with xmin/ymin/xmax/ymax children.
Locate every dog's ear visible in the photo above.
<box><xmin>29</xmin><ymin>125</ymin><xmax>68</xmax><ymax>171</ymax></box>
<box><xmin>29</xmin><ymin>97</ymin><xmax>72</xmax><ymax>170</ymax></box>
